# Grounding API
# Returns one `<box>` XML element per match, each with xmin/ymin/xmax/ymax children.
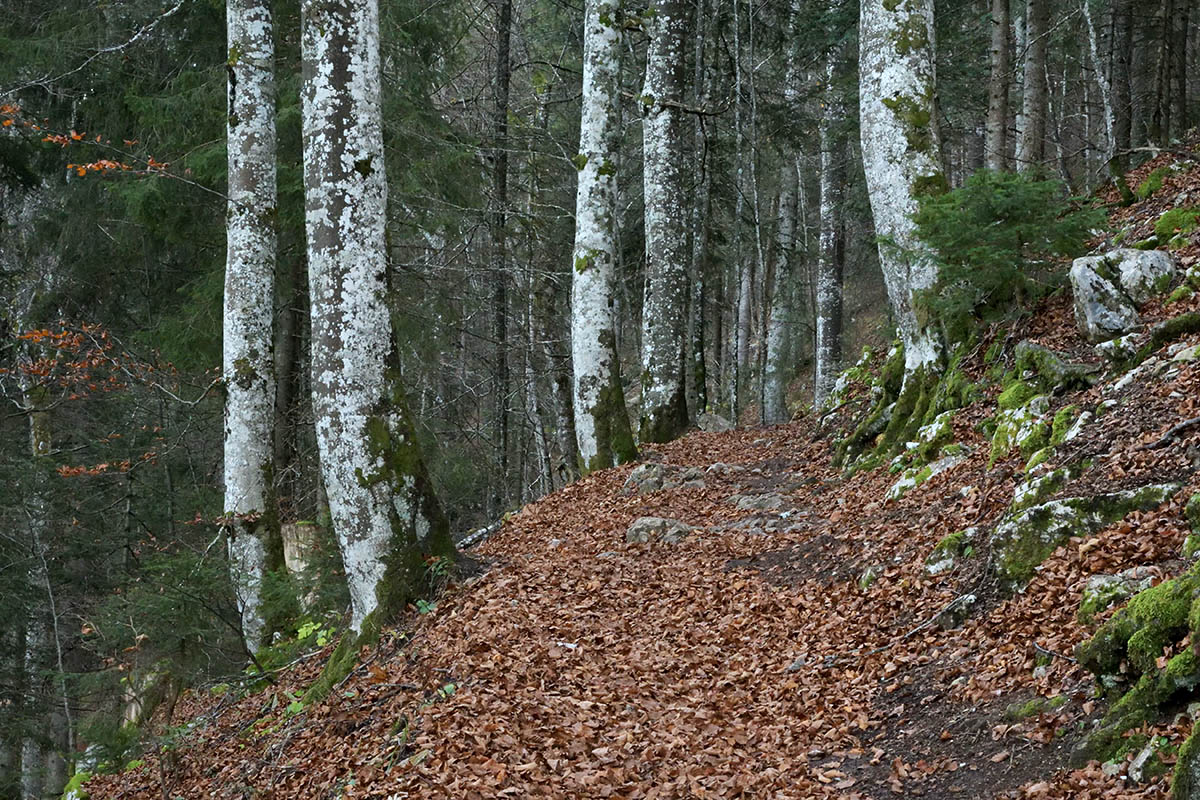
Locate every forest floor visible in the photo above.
<box><xmin>88</xmin><ymin>153</ymin><xmax>1200</xmax><ymax>799</ymax></box>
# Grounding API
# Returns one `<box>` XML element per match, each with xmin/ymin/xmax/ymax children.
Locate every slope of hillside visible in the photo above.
<box><xmin>86</xmin><ymin>152</ymin><xmax>1200</xmax><ymax>799</ymax></box>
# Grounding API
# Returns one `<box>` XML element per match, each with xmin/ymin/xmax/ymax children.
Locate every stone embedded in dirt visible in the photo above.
<box><xmin>1109</xmin><ymin>248</ymin><xmax>1176</xmax><ymax>304</ymax></box>
<box><xmin>1077</xmin><ymin>567</ymin><xmax>1157</xmax><ymax>623</ymax></box>
<box><xmin>992</xmin><ymin>484</ymin><xmax>1181</xmax><ymax>586</ymax></box>
<box><xmin>731</xmin><ymin>493</ymin><xmax>784</xmax><ymax>512</ymax></box>
<box><xmin>785</xmin><ymin>654</ymin><xmax>808</xmax><ymax>673</ymax></box>
<box><xmin>706</xmin><ymin>462</ymin><xmax>744</xmax><ymax>475</ymax></box>
<box><xmin>697</xmin><ymin>412</ymin><xmax>734</xmax><ymax>433</ymax></box>
<box><xmin>623</xmin><ymin>463</ymin><xmax>665</xmax><ymax>495</ymax></box>
<box><xmin>625</xmin><ymin>516</ymin><xmax>694</xmax><ymax>544</ymax></box>
<box><xmin>1070</xmin><ymin>253</ymin><xmax>1142</xmax><ymax>342</ymax></box>
<box><xmin>934</xmin><ymin>594</ymin><xmax>977</xmax><ymax>629</ymax></box>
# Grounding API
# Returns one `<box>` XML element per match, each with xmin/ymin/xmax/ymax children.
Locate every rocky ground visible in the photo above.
<box><xmin>87</xmin><ymin>151</ymin><xmax>1200</xmax><ymax>799</ymax></box>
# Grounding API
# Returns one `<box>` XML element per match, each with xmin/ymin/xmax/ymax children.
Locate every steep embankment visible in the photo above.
<box><xmin>89</xmin><ymin>153</ymin><xmax>1200</xmax><ymax>799</ymax></box>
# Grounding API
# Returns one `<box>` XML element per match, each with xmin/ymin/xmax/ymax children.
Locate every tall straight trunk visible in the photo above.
<box><xmin>301</xmin><ymin>0</ymin><xmax>455</xmax><ymax>633</ymax></box>
<box><xmin>688</xmin><ymin>0</ymin><xmax>712</xmax><ymax>415</ymax></box>
<box><xmin>272</xmin><ymin>254</ymin><xmax>304</xmax><ymax>515</ymax></box>
<box><xmin>860</xmin><ymin>0</ymin><xmax>944</xmax><ymax>377</ymax></box>
<box><xmin>1148</xmin><ymin>0</ymin><xmax>1173</xmax><ymax>145</ymax></box>
<box><xmin>814</xmin><ymin>45</ymin><xmax>847</xmax><ymax>409</ymax></box>
<box><xmin>1169</xmin><ymin>1</ymin><xmax>1188</xmax><ymax>136</ymax></box>
<box><xmin>1015</xmin><ymin>0</ymin><xmax>1048</xmax><ymax>170</ymax></box>
<box><xmin>491</xmin><ymin>0</ymin><xmax>513</xmax><ymax>508</ymax></box>
<box><xmin>571</xmin><ymin>0</ymin><xmax>636</xmax><ymax>472</ymax></box>
<box><xmin>730</xmin><ymin>0</ymin><xmax>749</xmax><ymax>417</ymax></box>
<box><xmin>763</xmin><ymin>171</ymin><xmax>796</xmax><ymax>424</ymax></box>
<box><xmin>1110</xmin><ymin>0</ymin><xmax>1134</xmax><ymax>183</ymax></box>
<box><xmin>19</xmin><ymin>619</ymin><xmax>44</xmax><ymax>800</ymax></box>
<box><xmin>984</xmin><ymin>0</ymin><xmax>1010</xmax><ymax>170</ymax></box>
<box><xmin>224</xmin><ymin>0</ymin><xmax>278</xmax><ymax>654</ymax></box>
<box><xmin>639</xmin><ymin>0</ymin><xmax>691</xmax><ymax>442</ymax></box>
<box><xmin>1082</xmin><ymin>0</ymin><xmax>1114</xmax><ymax>169</ymax></box>
<box><xmin>762</xmin><ymin>0</ymin><xmax>802</xmax><ymax>425</ymax></box>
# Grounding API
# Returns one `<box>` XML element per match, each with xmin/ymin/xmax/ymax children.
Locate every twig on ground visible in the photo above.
<box><xmin>1139</xmin><ymin>415</ymin><xmax>1200</xmax><ymax>450</ymax></box>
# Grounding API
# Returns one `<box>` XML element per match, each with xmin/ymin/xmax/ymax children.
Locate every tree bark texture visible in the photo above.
<box><xmin>859</xmin><ymin>0</ymin><xmax>944</xmax><ymax>375</ymax></box>
<box><xmin>571</xmin><ymin>0</ymin><xmax>637</xmax><ymax>472</ymax></box>
<box><xmin>984</xmin><ymin>0</ymin><xmax>1010</xmax><ymax>171</ymax></box>
<box><xmin>301</xmin><ymin>0</ymin><xmax>454</xmax><ymax>633</ymax></box>
<box><xmin>1015</xmin><ymin>0</ymin><xmax>1048</xmax><ymax>170</ymax></box>
<box><xmin>490</xmin><ymin>0</ymin><xmax>512</xmax><ymax>506</ymax></box>
<box><xmin>639</xmin><ymin>0</ymin><xmax>692</xmax><ymax>442</ymax></box>
<box><xmin>814</xmin><ymin>46</ymin><xmax>847</xmax><ymax>410</ymax></box>
<box><xmin>224</xmin><ymin>0</ymin><xmax>278</xmax><ymax>654</ymax></box>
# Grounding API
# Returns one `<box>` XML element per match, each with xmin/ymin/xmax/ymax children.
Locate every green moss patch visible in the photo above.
<box><xmin>993</xmin><ymin>484</ymin><xmax>1180</xmax><ymax>587</ymax></box>
<box><xmin>1155</xmin><ymin>208</ymin><xmax>1199</xmax><ymax>241</ymax></box>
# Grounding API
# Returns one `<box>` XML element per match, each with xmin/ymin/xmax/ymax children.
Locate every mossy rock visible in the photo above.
<box><xmin>989</xmin><ymin>394</ymin><xmax>1051</xmax><ymax>466</ymax></box>
<box><xmin>1078</xmin><ymin>563</ymin><xmax>1200</xmax><ymax>678</ymax></box>
<box><xmin>1078</xmin><ymin>569</ymin><xmax>1157</xmax><ymax>625</ymax></box>
<box><xmin>925</xmin><ymin>528</ymin><xmax>977</xmax><ymax>575</ymax></box>
<box><xmin>1167</xmin><ymin>286</ymin><xmax>1195</xmax><ymax>306</ymax></box>
<box><xmin>1173</xmin><ymin>724</ymin><xmax>1200</xmax><ymax>799</ymax></box>
<box><xmin>1156</xmin><ymin>208</ymin><xmax>1199</xmax><ymax>242</ymax></box>
<box><xmin>993</xmin><ymin>484</ymin><xmax>1180</xmax><ymax>587</ymax></box>
<box><xmin>1050</xmin><ymin>405</ymin><xmax>1081</xmax><ymax>446</ymax></box>
<box><xmin>1005</xmin><ymin>694</ymin><xmax>1067</xmax><ymax>721</ymax></box>
<box><xmin>1012</xmin><ymin>466</ymin><xmax>1071</xmax><ymax>512</ymax></box>
<box><xmin>998</xmin><ymin>380</ymin><xmax>1037</xmax><ymax>411</ymax></box>
<box><xmin>1014</xmin><ymin>341</ymin><xmax>1100</xmax><ymax>395</ymax></box>
<box><xmin>63</xmin><ymin>770</ymin><xmax>92</xmax><ymax>800</ymax></box>
<box><xmin>1125</xmin><ymin>313</ymin><xmax>1200</xmax><ymax>369</ymax></box>
<box><xmin>886</xmin><ymin>452</ymin><xmax>967</xmax><ymax>501</ymax></box>
<box><xmin>1073</xmin><ymin>649</ymin><xmax>1200</xmax><ymax>766</ymax></box>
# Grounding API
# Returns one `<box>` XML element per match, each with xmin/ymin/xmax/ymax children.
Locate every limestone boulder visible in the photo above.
<box><xmin>1070</xmin><ymin>255</ymin><xmax>1140</xmax><ymax>342</ymax></box>
<box><xmin>1109</xmin><ymin>247</ymin><xmax>1175</xmax><ymax>304</ymax></box>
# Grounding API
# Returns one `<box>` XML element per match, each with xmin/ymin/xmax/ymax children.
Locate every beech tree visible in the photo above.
<box><xmin>223</xmin><ymin>0</ymin><xmax>278</xmax><ymax>654</ymax></box>
<box><xmin>814</xmin><ymin>41</ymin><xmax>848</xmax><ymax>409</ymax></box>
<box><xmin>639</xmin><ymin>0</ymin><xmax>691</xmax><ymax>442</ymax></box>
<box><xmin>984</xmin><ymin>0</ymin><xmax>1010</xmax><ymax>171</ymax></box>
<box><xmin>859</xmin><ymin>0</ymin><xmax>944</xmax><ymax>379</ymax></box>
<box><xmin>301</xmin><ymin>0</ymin><xmax>455</xmax><ymax>633</ymax></box>
<box><xmin>571</xmin><ymin>0</ymin><xmax>637</xmax><ymax>472</ymax></box>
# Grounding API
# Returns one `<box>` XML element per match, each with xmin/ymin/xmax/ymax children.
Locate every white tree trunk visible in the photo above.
<box><xmin>224</xmin><ymin>0</ymin><xmax>277</xmax><ymax>654</ymax></box>
<box><xmin>814</xmin><ymin>46</ymin><xmax>847</xmax><ymax>409</ymax></box>
<box><xmin>301</xmin><ymin>0</ymin><xmax>453</xmax><ymax>633</ymax></box>
<box><xmin>859</xmin><ymin>0</ymin><xmax>944</xmax><ymax>376</ymax></box>
<box><xmin>1082</xmin><ymin>0</ymin><xmax>1115</xmax><ymax>167</ymax></box>
<box><xmin>762</xmin><ymin>0</ymin><xmax>802</xmax><ymax>425</ymax></box>
<box><xmin>571</xmin><ymin>0</ymin><xmax>636</xmax><ymax>472</ymax></box>
<box><xmin>640</xmin><ymin>0</ymin><xmax>691</xmax><ymax>442</ymax></box>
<box><xmin>763</xmin><ymin>171</ymin><xmax>796</xmax><ymax>425</ymax></box>
<box><xmin>984</xmin><ymin>0</ymin><xmax>1010</xmax><ymax>170</ymax></box>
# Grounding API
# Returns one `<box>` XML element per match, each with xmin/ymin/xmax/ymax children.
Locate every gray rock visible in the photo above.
<box><xmin>697</xmin><ymin>412</ymin><xmax>734</xmax><ymax>433</ymax></box>
<box><xmin>625</xmin><ymin>516</ymin><xmax>694</xmax><ymax>544</ymax></box>
<box><xmin>623</xmin><ymin>463</ymin><xmax>665</xmax><ymax>494</ymax></box>
<box><xmin>706</xmin><ymin>462</ymin><xmax>746</xmax><ymax>475</ymax></box>
<box><xmin>935</xmin><ymin>594</ymin><xmax>977</xmax><ymax>629</ymax></box>
<box><xmin>1070</xmin><ymin>254</ymin><xmax>1141</xmax><ymax>342</ymax></box>
<box><xmin>1109</xmin><ymin>247</ymin><xmax>1175</xmax><ymax>304</ymax></box>
<box><xmin>992</xmin><ymin>484</ymin><xmax>1181</xmax><ymax>585</ymax></box>
<box><xmin>732</xmin><ymin>493</ymin><xmax>784</xmax><ymax>512</ymax></box>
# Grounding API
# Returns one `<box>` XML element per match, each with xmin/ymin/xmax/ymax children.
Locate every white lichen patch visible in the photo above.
<box><xmin>886</xmin><ymin>452</ymin><xmax>966</xmax><ymax>501</ymax></box>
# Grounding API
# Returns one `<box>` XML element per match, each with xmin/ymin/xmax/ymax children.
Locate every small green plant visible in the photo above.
<box><xmin>296</xmin><ymin>619</ymin><xmax>334</xmax><ymax>647</ymax></box>
<box><xmin>912</xmin><ymin>169</ymin><xmax>1105</xmax><ymax>343</ymax></box>
<box><xmin>415</xmin><ymin>599</ymin><xmax>437</xmax><ymax>615</ymax></box>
